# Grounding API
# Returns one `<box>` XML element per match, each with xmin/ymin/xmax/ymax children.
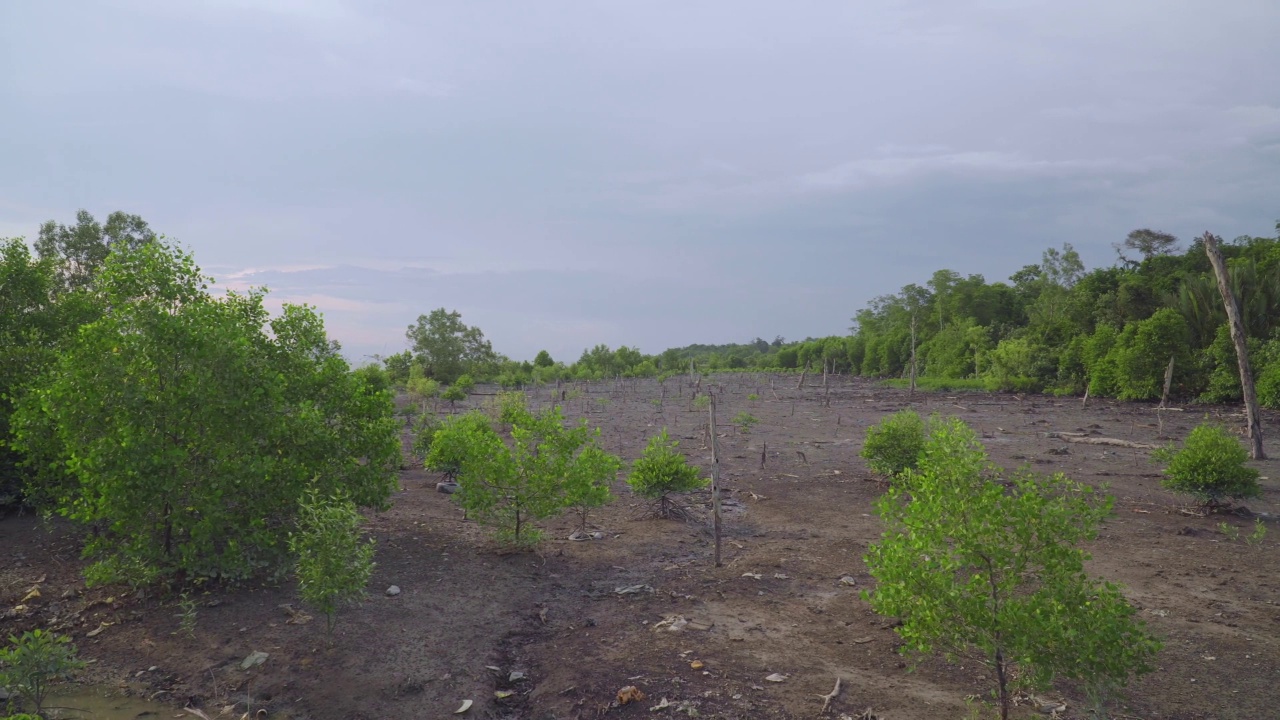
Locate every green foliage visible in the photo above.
<box><xmin>427</xmin><ymin>407</ymin><xmax>620</xmax><ymax>547</ymax></box>
<box><xmin>628</xmin><ymin>429</ymin><xmax>706</xmax><ymax>517</ymax></box>
<box><xmin>174</xmin><ymin>592</ymin><xmax>199</xmax><ymax>637</ymax></box>
<box><xmin>0</xmin><ymin>629</ymin><xmax>84</xmax><ymax>716</ymax></box>
<box><xmin>865</xmin><ymin>418</ymin><xmax>1160</xmax><ymax>719</ymax></box>
<box><xmin>746</xmin><ymin>393</ymin><xmax>759</xmax><ymax>401</ymax></box>
<box><xmin>1257</xmin><ymin>351</ymin><xmax>1280</xmax><ymax>410</ymax></box>
<box><xmin>34</xmin><ymin>209</ymin><xmax>155</xmax><ymax>292</ymax></box>
<box><xmin>1110</xmin><ymin>308</ymin><xmax>1192</xmax><ymax>401</ymax></box>
<box><xmin>861</xmin><ymin>410</ymin><xmax>927</xmax><ymax>478</ymax></box>
<box><xmin>563</xmin><ymin>444</ymin><xmax>622</xmax><ymax>532</ymax></box>
<box><xmin>982</xmin><ymin>337</ymin><xmax>1043</xmax><ymax>392</ymax></box>
<box><xmin>353</xmin><ymin>364</ymin><xmax>392</xmax><ymax>395</ymax></box>
<box><xmin>405</xmin><ymin>308</ymin><xmax>497</xmax><ymax>383</ymax></box>
<box><xmin>533</xmin><ymin>350</ymin><xmax>554</xmax><ymax>368</ymax></box>
<box><xmin>841</xmin><ymin>225</ymin><xmax>1280</xmax><ymax>401</ymax></box>
<box><xmin>1153</xmin><ymin>423</ymin><xmax>1260</xmax><ymax>506</ymax></box>
<box><xmin>1248</xmin><ymin>518</ymin><xmax>1267</xmax><ymax>546</ymax></box>
<box><xmin>692</xmin><ymin>395</ymin><xmax>711</xmax><ymax>410</ymax></box>
<box><xmin>10</xmin><ymin>242</ymin><xmax>399</xmax><ymax>583</ymax></box>
<box><xmin>441</xmin><ymin>384</ymin><xmax>467</xmax><ymax>406</ymax></box>
<box><xmin>410</xmin><ymin>414</ymin><xmax>443</xmax><ymax>461</ymax></box>
<box><xmin>423</xmin><ymin>412</ymin><xmax>489</xmax><ymax>481</ymax></box>
<box><xmin>453</xmin><ymin>373</ymin><xmax>476</xmax><ymax>394</ymax></box>
<box><xmin>732</xmin><ymin>411</ymin><xmax>759</xmax><ymax>434</ymax></box>
<box><xmin>288</xmin><ymin>489</ymin><xmax>376</xmax><ymax>638</ymax></box>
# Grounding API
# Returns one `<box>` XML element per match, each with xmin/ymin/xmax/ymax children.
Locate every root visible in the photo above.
<box><xmin>818</xmin><ymin>676</ymin><xmax>842</xmax><ymax>713</ymax></box>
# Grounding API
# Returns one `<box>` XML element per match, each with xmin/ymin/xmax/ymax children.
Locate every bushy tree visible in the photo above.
<box><xmin>405</xmin><ymin>308</ymin><xmax>497</xmax><ymax>383</ymax></box>
<box><xmin>628</xmin><ymin>429</ymin><xmax>706</xmax><ymax>517</ymax></box>
<box><xmin>289</xmin><ymin>489</ymin><xmax>376</xmax><ymax>638</ymax></box>
<box><xmin>865</xmin><ymin>417</ymin><xmax>1160</xmax><ymax>719</ymax></box>
<box><xmin>427</xmin><ymin>406</ymin><xmax>620</xmax><ymax>546</ymax></box>
<box><xmin>10</xmin><ymin>243</ymin><xmax>399</xmax><ymax>583</ymax></box>
<box><xmin>861</xmin><ymin>410</ymin><xmax>927</xmax><ymax>478</ymax></box>
<box><xmin>563</xmin><ymin>444</ymin><xmax>622</xmax><ymax>533</ymax></box>
<box><xmin>1154</xmin><ymin>423</ymin><xmax>1260</xmax><ymax>507</ymax></box>
<box><xmin>1111</xmin><ymin>308</ymin><xmax>1192</xmax><ymax>400</ymax></box>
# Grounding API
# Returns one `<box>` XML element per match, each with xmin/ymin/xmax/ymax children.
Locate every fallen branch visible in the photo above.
<box><xmin>1045</xmin><ymin>432</ymin><xmax>1159</xmax><ymax>450</ymax></box>
<box><xmin>819</xmin><ymin>676</ymin><xmax>842</xmax><ymax>713</ymax></box>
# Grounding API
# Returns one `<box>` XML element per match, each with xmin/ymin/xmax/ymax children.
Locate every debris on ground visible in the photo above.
<box><xmin>617</xmin><ymin>685</ymin><xmax>646</xmax><ymax>704</ymax></box>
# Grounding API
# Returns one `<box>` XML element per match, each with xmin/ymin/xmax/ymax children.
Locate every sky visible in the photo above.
<box><xmin>3</xmin><ymin>1</ymin><xmax>1278</xmax><ymax>364</ymax></box>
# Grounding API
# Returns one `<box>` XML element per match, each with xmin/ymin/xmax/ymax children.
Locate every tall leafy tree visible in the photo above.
<box><xmin>34</xmin><ymin>210</ymin><xmax>156</xmax><ymax>292</ymax></box>
<box><xmin>405</xmin><ymin>308</ymin><xmax>497</xmax><ymax>383</ymax></box>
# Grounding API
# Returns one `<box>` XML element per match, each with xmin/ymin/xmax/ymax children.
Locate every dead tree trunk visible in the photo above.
<box><xmin>1203</xmin><ymin>232</ymin><xmax>1265</xmax><ymax>459</ymax></box>
<box><xmin>709</xmin><ymin>393</ymin><xmax>722</xmax><ymax>567</ymax></box>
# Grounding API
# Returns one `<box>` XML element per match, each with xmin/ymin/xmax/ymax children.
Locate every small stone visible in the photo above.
<box><xmin>386</xmin><ymin>585</ymin><xmax>402</xmax><ymax>597</ymax></box>
<box><xmin>838</xmin><ymin>576</ymin><xmax>857</xmax><ymax>587</ymax></box>
<box><xmin>508</xmin><ymin>670</ymin><xmax>526</xmax><ymax>682</ymax></box>
<box><xmin>240</xmin><ymin>650</ymin><xmax>269</xmax><ymax>670</ymax></box>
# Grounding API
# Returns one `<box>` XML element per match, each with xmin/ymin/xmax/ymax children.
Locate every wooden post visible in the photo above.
<box><xmin>709</xmin><ymin>393</ymin><xmax>722</xmax><ymax>567</ymax></box>
<box><xmin>823</xmin><ymin>364</ymin><xmax>831</xmax><ymax>407</ymax></box>
<box><xmin>796</xmin><ymin>363</ymin><xmax>808</xmax><ymax>390</ymax></box>
<box><xmin>760</xmin><ymin>440</ymin><xmax>766</xmax><ymax>469</ymax></box>
<box><xmin>1203</xmin><ymin>232</ymin><xmax>1266</xmax><ymax>459</ymax></box>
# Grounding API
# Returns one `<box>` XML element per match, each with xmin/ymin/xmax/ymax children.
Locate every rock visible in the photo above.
<box><xmin>764</xmin><ymin>673</ymin><xmax>787</xmax><ymax>683</ymax></box>
<box><xmin>436</xmin><ymin>482</ymin><xmax>459</xmax><ymax>494</ymax></box>
<box><xmin>838</xmin><ymin>576</ymin><xmax>857</xmax><ymax>587</ymax></box>
<box><xmin>386</xmin><ymin>585</ymin><xmax>401</xmax><ymax>597</ymax></box>
<box><xmin>240</xmin><ymin>650</ymin><xmax>269</xmax><ymax>670</ymax></box>
<box><xmin>508</xmin><ymin>670</ymin><xmax>526</xmax><ymax>683</ymax></box>
<box><xmin>0</xmin><ymin>686</ymin><xmax>10</xmax><ymax>701</ymax></box>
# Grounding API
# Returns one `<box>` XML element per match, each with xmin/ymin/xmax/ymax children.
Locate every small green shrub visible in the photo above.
<box><xmin>861</xmin><ymin>410</ymin><xmax>927</xmax><ymax>478</ymax></box>
<box><xmin>453</xmin><ymin>373</ymin><xmax>476</xmax><ymax>394</ymax></box>
<box><xmin>441</xmin><ymin>384</ymin><xmax>467</xmax><ymax>407</ymax></box>
<box><xmin>289</xmin><ymin>489</ymin><xmax>376</xmax><ymax>638</ymax></box>
<box><xmin>1153</xmin><ymin>423</ymin><xmax>1260</xmax><ymax>507</ymax></box>
<box><xmin>747</xmin><ymin>393</ymin><xmax>759</xmax><ymax>401</ymax></box>
<box><xmin>175</xmin><ymin>592</ymin><xmax>198</xmax><ymax>637</ymax></box>
<box><xmin>692</xmin><ymin>395</ymin><xmax>711</xmax><ymax>410</ymax></box>
<box><xmin>732</xmin><ymin>412</ymin><xmax>759</xmax><ymax>434</ymax></box>
<box><xmin>628</xmin><ymin>429</ymin><xmax>706</xmax><ymax>517</ymax></box>
<box><xmin>0</xmin><ymin>629</ymin><xmax>84</xmax><ymax>717</ymax></box>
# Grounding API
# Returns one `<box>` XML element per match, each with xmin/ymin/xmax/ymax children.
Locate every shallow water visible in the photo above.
<box><xmin>35</xmin><ymin>687</ymin><xmax>176</xmax><ymax>719</ymax></box>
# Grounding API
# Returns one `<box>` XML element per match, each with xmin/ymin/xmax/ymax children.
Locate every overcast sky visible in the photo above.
<box><xmin>3</xmin><ymin>1</ymin><xmax>1278</xmax><ymax>363</ymax></box>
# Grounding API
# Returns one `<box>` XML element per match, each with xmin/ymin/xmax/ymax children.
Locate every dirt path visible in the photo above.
<box><xmin>3</xmin><ymin>375</ymin><xmax>1279</xmax><ymax>719</ymax></box>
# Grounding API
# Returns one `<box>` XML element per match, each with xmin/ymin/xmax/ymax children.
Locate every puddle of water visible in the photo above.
<box><xmin>41</xmin><ymin>688</ymin><xmax>287</xmax><ymax>720</ymax></box>
<box><xmin>40</xmin><ymin>688</ymin><xmax>177</xmax><ymax>720</ymax></box>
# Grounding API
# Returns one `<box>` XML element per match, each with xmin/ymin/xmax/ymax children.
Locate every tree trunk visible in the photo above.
<box><xmin>1203</xmin><ymin>232</ymin><xmax>1266</xmax><ymax>459</ymax></box>
<box><xmin>709</xmin><ymin>394</ymin><xmax>722</xmax><ymax>567</ymax></box>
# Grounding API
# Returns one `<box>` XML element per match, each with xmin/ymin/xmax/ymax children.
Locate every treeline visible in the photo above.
<box><xmin>843</xmin><ymin>226</ymin><xmax>1280</xmax><ymax>405</ymax></box>
<box><xmin>380</xmin><ymin>327</ymin><xmax>849</xmax><ymax>389</ymax></box>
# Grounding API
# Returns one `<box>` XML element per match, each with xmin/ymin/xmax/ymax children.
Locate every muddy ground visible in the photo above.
<box><xmin>3</xmin><ymin>375</ymin><xmax>1279</xmax><ymax>720</ymax></box>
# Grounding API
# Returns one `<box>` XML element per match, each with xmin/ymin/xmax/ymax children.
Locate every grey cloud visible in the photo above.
<box><xmin>2</xmin><ymin>0</ymin><xmax>1277</xmax><ymax>362</ymax></box>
